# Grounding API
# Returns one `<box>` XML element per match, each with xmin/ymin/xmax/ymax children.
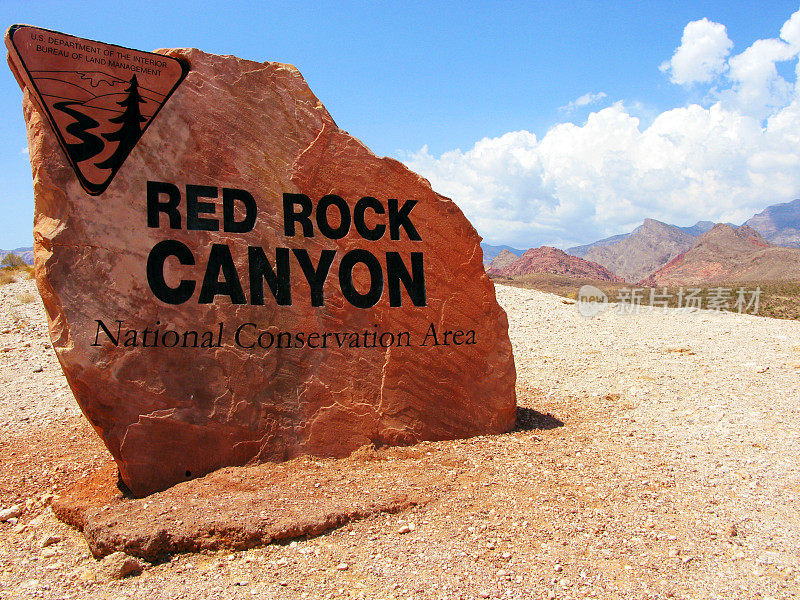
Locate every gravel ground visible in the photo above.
<box><xmin>1</xmin><ymin>275</ymin><xmax>799</xmax><ymax>599</ymax></box>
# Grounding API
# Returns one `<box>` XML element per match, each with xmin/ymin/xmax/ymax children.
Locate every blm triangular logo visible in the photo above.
<box><xmin>5</xmin><ymin>25</ymin><xmax>187</xmax><ymax>195</ymax></box>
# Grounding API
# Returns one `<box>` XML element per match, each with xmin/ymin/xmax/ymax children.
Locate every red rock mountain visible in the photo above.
<box><xmin>641</xmin><ymin>224</ymin><xmax>800</xmax><ymax>286</ymax></box>
<box><xmin>581</xmin><ymin>219</ymin><xmax>702</xmax><ymax>283</ymax></box>
<box><xmin>488</xmin><ymin>246</ymin><xmax>623</xmax><ymax>281</ymax></box>
<box><xmin>486</xmin><ymin>249</ymin><xmax>520</xmax><ymax>273</ymax></box>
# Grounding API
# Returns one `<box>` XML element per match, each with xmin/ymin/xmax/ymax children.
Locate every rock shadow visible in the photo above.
<box><xmin>116</xmin><ymin>474</ymin><xmax>136</xmax><ymax>499</ymax></box>
<box><xmin>514</xmin><ymin>407</ymin><xmax>564</xmax><ymax>432</ymax></box>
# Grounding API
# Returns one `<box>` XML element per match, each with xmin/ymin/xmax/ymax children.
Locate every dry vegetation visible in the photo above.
<box><xmin>491</xmin><ymin>273</ymin><xmax>800</xmax><ymax>320</ymax></box>
<box><xmin>0</xmin><ymin>254</ymin><xmax>33</xmax><ymax>286</ymax></box>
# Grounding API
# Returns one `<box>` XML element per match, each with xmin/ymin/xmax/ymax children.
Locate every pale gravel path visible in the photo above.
<box><xmin>0</xmin><ymin>278</ymin><xmax>79</xmax><ymax>429</ymax></box>
<box><xmin>0</xmin><ymin>277</ymin><xmax>799</xmax><ymax>599</ymax></box>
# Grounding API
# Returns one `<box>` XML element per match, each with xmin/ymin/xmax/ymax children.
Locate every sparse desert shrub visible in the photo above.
<box><xmin>1</xmin><ymin>253</ymin><xmax>25</xmax><ymax>269</ymax></box>
<box><xmin>0</xmin><ymin>259</ymin><xmax>33</xmax><ymax>285</ymax></box>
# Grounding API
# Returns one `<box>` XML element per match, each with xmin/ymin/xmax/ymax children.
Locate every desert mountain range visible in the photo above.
<box><xmin>6</xmin><ymin>200</ymin><xmax>800</xmax><ymax>285</ymax></box>
<box><xmin>484</xmin><ymin>198</ymin><xmax>800</xmax><ymax>285</ymax></box>
<box><xmin>481</xmin><ymin>244</ymin><xmax>526</xmax><ymax>264</ymax></box>
<box><xmin>578</xmin><ymin>219</ymin><xmax>710</xmax><ymax>283</ymax></box>
<box><xmin>641</xmin><ymin>224</ymin><xmax>800</xmax><ymax>286</ymax></box>
<box><xmin>743</xmin><ymin>198</ymin><xmax>800</xmax><ymax>247</ymax></box>
<box><xmin>487</xmin><ymin>247</ymin><xmax>622</xmax><ymax>282</ymax></box>
<box><xmin>0</xmin><ymin>246</ymin><xmax>33</xmax><ymax>265</ymax></box>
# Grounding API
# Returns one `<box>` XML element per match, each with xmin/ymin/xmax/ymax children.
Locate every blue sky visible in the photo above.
<box><xmin>3</xmin><ymin>1</ymin><xmax>800</xmax><ymax>249</ymax></box>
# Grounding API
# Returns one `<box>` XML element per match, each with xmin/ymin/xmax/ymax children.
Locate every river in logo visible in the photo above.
<box><xmin>577</xmin><ymin>285</ymin><xmax>609</xmax><ymax>318</ymax></box>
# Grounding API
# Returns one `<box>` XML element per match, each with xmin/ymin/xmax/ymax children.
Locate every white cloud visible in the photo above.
<box><xmin>20</xmin><ymin>146</ymin><xmax>28</xmax><ymax>155</ymax></box>
<box><xmin>405</xmin><ymin>102</ymin><xmax>797</xmax><ymax>248</ymax></box>
<box><xmin>780</xmin><ymin>9</ymin><xmax>800</xmax><ymax>50</ymax></box>
<box><xmin>558</xmin><ymin>92</ymin><xmax>608</xmax><ymax>113</ymax></box>
<box><xmin>721</xmin><ymin>38</ymin><xmax>796</xmax><ymax>118</ymax></box>
<box><xmin>660</xmin><ymin>18</ymin><xmax>732</xmax><ymax>85</ymax></box>
<box><xmin>402</xmin><ymin>9</ymin><xmax>800</xmax><ymax>249</ymax></box>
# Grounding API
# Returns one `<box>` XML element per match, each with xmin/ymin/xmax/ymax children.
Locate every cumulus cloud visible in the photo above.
<box><xmin>402</xmin><ymin>9</ymin><xmax>800</xmax><ymax>249</ymax></box>
<box><xmin>660</xmin><ymin>18</ymin><xmax>732</xmax><ymax>85</ymax></box>
<box><xmin>558</xmin><ymin>92</ymin><xmax>608</xmax><ymax>113</ymax></box>
<box><xmin>663</xmin><ymin>11</ymin><xmax>800</xmax><ymax>118</ymax></box>
<box><xmin>722</xmin><ymin>38</ymin><xmax>796</xmax><ymax>118</ymax></box>
<box><xmin>780</xmin><ymin>9</ymin><xmax>800</xmax><ymax>50</ymax></box>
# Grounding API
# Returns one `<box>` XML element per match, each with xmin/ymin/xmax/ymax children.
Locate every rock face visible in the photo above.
<box><xmin>641</xmin><ymin>224</ymin><xmax>800</xmax><ymax>286</ymax></box>
<box><xmin>744</xmin><ymin>198</ymin><xmax>800</xmax><ymax>248</ymax></box>
<box><xmin>17</xmin><ymin>46</ymin><xmax>516</xmax><ymax>496</ymax></box>
<box><xmin>486</xmin><ymin>249</ymin><xmax>521</xmax><ymax>273</ymax></box>
<box><xmin>581</xmin><ymin>219</ymin><xmax>700</xmax><ymax>283</ymax></box>
<box><xmin>489</xmin><ymin>246</ymin><xmax>622</xmax><ymax>282</ymax></box>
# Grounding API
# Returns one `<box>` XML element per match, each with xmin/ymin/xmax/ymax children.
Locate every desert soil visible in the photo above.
<box><xmin>1</xmin><ymin>275</ymin><xmax>799</xmax><ymax>599</ymax></box>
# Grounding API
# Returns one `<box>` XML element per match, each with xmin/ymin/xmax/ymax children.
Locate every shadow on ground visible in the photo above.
<box><xmin>514</xmin><ymin>407</ymin><xmax>564</xmax><ymax>431</ymax></box>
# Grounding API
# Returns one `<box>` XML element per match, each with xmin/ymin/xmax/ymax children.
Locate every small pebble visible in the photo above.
<box><xmin>99</xmin><ymin>552</ymin><xmax>143</xmax><ymax>579</ymax></box>
<box><xmin>336</xmin><ymin>563</ymin><xmax>349</xmax><ymax>571</ymax></box>
<box><xmin>40</xmin><ymin>534</ymin><xmax>61</xmax><ymax>548</ymax></box>
<box><xmin>0</xmin><ymin>504</ymin><xmax>22</xmax><ymax>521</ymax></box>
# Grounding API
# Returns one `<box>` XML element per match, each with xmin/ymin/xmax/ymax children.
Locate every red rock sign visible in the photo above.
<box><xmin>7</xmin><ymin>26</ymin><xmax>517</xmax><ymax>497</ymax></box>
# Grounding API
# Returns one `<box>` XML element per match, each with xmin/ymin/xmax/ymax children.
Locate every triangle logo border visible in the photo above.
<box><xmin>6</xmin><ymin>24</ymin><xmax>189</xmax><ymax>196</ymax></box>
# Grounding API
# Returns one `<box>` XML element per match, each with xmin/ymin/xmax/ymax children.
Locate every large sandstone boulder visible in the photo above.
<box><xmin>14</xmin><ymin>43</ymin><xmax>516</xmax><ymax>496</ymax></box>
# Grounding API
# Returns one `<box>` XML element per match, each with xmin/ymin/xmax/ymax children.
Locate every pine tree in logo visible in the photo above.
<box><xmin>96</xmin><ymin>75</ymin><xmax>147</xmax><ymax>172</ymax></box>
